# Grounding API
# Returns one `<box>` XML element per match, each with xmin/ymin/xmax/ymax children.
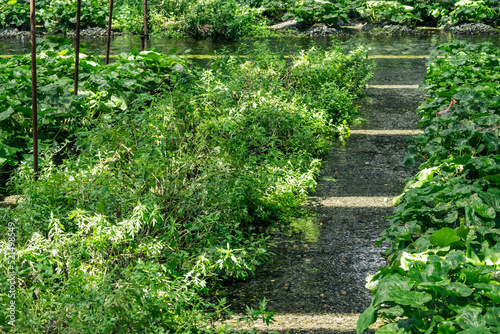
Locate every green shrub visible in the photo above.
<box><xmin>358</xmin><ymin>0</ymin><xmax>421</xmax><ymax>25</ymax></box>
<box><xmin>0</xmin><ymin>0</ymin><xmax>30</xmax><ymax>29</ymax></box>
<box><xmin>284</xmin><ymin>0</ymin><xmax>349</xmax><ymax>27</ymax></box>
<box><xmin>239</xmin><ymin>0</ymin><xmax>294</xmax><ymax>21</ymax></box>
<box><xmin>0</xmin><ymin>37</ymin><xmax>187</xmax><ymax>169</ymax></box>
<box><xmin>183</xmin><ymin>0</ymin><xmax>262</xmax><ymax>39</ymax></box>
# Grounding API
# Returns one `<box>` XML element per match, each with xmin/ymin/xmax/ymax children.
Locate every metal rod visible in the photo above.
<box><xmin>30</xmin><ymin>0</ymin><xmax>38</xmax><ymax>181</ymax></box>
<box><xmin>74</xmin><ymin>0</ymin><xmax>81</xmax><ymax>95</ymax></box>
<box><xmin>142</xmin><ymin>0</ymin><xmax>148</xmax><ymax>50</ymax></box>
<box><xmin>105</xmin><ymin>0</ymin><xmax>114</xmax><ymax>65</ymax></box>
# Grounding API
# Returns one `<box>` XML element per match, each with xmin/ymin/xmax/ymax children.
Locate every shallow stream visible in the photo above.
<box><xmin>1</xmin><ymin>30</ymin><xmax>500</xmax><ymax>57</ymax></box>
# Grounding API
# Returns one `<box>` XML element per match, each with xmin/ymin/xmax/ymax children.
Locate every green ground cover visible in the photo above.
<box><xmin>1</xmin><ymin>0</ymin><xmax>499</xmax><ymax>39</ymax></box>
<box><xmin>357</xmin><ymin>41</ymin><xmax>500</xmax><ymax>333</ymax></box>
<box><xmin>0</xmin><ymin>38</ymin><xmax>372</xmax><ymax>332</ymax></box>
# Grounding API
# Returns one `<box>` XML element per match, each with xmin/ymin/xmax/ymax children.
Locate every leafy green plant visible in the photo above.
<box><xmin>240</xmin><ymin>0</ymin><xmax>294</xmax><ymax>21</ymax></box>
<box><xmin>0</xmin><ymin>37</ymin><xmax>187</xmax><ymax>170</ymax></box>
<box><xmin>183</xmin><ymin>0</ymin><xmax>263</xmax><ymax>39</ymax></box>
<box><xmin>358</xmin><ymin>0</ymin><xmax>421</xmax><ymax>25</ymax></box>
<box><xmin>39</xmin><ymin>0</ymin><xmax>108</xmax><ymax>32</ymax></box>
<box><xmin>1</xmin><ymin>39</ymin><xmax>371</xmax><ymax>333</ymax></box>
<box><xmin>0</xmin><ymin>0</ymin><xmax>30</xmax><ymax>29</ymax></box>
<box><xmin>357</xmin><ymin>40</ymin><xmax>500</xmax><ymax>334</ymax></box>
<box><xmin>446</xmin><ymin>0</ymin><xmax>498</xmax><ymax>25</ymax></box>
<box><xmin>284</xmin><ymin>0</ymin><xmax>349</xmax><ymax>27</ymax></box>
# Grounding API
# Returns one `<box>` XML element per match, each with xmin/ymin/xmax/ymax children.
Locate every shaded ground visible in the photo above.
<box><xmin>221</xmin><ymin>58</ymin><xmax>427</xmax><ymax>332</ymax></box>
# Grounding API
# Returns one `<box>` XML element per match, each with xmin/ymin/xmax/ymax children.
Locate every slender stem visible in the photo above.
<box><xmin>142</xmin><ymin>0</ymin><xmax>148</xmax><ymax>50</ymax></box>
<box><xmin>105</xmin><ymin>0</ymin><xmax>114</xmax><ymax>65</ymax></box>
<box><xmin>74</xmin><ymin>0</ymin><xmax>81</xmax><ymax>95</ymax></box>
<box><xmin>30</xmin><ymin>0</ymin><xmax>38</xmax><ymax>181</ymax></box>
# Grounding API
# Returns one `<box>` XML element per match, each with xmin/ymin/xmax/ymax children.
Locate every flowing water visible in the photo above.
<box><xmin>1</xmin><ymin>30</ymin><xmax>499</xmax><ymax>57</ymax></box>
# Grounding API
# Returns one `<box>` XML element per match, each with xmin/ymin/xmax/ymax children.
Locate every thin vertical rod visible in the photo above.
<box><xmin>105</xmin><ymin>0</ymin><xmax>114</xmax><ymax>65</ymax></box>
<box><xmin>30</xmin><ymin>0</ymin><xmax>38</xmax><ymax>181</ymax></box>
<box><xmin>74</xmin><ymin>0</ymin><xmax>81</xmax><ymax>95</ymax></box>
<box><xmin>142</xmin><ymin>0</ymin><xmax>148</xmax><ymax>50</ymax></box>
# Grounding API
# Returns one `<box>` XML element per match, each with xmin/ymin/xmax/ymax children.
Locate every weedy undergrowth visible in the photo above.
<box><xmin>0</xmin><ymin>39</ymin><xmax>372</xmax><ymax>332</ymax></box>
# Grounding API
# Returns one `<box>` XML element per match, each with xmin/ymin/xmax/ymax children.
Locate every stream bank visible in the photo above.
<box><xmin>220</xmin><ymin>52</ymin><xmax>428</xmax><ymax>333</ymax></box>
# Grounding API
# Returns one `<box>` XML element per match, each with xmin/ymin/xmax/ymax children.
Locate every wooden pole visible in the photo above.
<box><xmin>74</xmin><ymin>0</ymin><xmax>81</xmax><ymax>95</ymax></box>
<box><xmin>30</xmin><ymin>0</ymin><xmax>38</xmax><ymax>181</ymax></box>
<box><xmin>105</xmin><ymin>0</ymin><xmax>114</xmax><ymax>65</ymax></box>
<box><xmin>141</xmin><ymin>0</ymin><xmax>148</xmax><ymax>50</ymax></box>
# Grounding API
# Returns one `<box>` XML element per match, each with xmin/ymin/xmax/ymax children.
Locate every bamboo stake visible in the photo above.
<box><xmin>74</xmin><ymin>0</ymin><xmax>81</xmax><ymax>95</ymax></box>
<box><xmin>105</xmin><ymin>0</ymin><xmax>114</xmax><ymax>65</ymax></box>
<box><xmin>141</xmin><ymin>0</ymin><xmax>148</xmax><ymax>50</ymax></box>
<box><xmin>30</xmin><ymin>0</ymin><xmax>38</xmax><ymax>181</ymax></box>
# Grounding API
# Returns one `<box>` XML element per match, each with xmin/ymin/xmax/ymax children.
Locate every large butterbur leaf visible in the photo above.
<box><xmin>430</xmin><ymin>227</ymin><xmax>460</xmax><ymax>247</ymax></box>
<box><xmin>387</xmin><ymin>290</ymin><xmax>432</xmax><ymax>308</ymax></box>
<box><xmin>357</xmin><ymin>305</ymin><xmax>376</xmax><ymax>334</ymax></box>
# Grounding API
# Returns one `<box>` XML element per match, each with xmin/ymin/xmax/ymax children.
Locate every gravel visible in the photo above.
<box><xmin>442</xmin><ymin>22</ymin><xmax>499</xmax><ymax>35</ymax></box>
<box><xmin>0</xmin><ymin>26</ymin><xmax>123</xmax><ymax>39</ymax></box>
<box><xmin>0</xmin><ymin>28</ymin><xmax>30</xmax><ymax>39</ymax></box>
<box><xmin>66</xmin><ymin>27</ymin><xmax>124</xmax><ymax>38</ymax></box>
<box><xmin>220</xmin><ymin>56</ymin><xmax>427</xmax><ymax>333</ymax></box>
<box><xmin>302</xmin><ymin>23</ymin><xmax>344</xmax><ymax>37</ymax></box>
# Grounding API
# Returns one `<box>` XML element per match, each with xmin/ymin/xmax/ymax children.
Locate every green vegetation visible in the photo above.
<box><xmin>0</xmin><ymin>0</ymin><xmax>108</xmax><ymax>33</ymax></box>
<box><xmin>0</xmin><ymin>38</ymin><xmax>372</xmax><ymax>332</ymax></box>
<box><xmin>357</xmin><ymin>41</ymin><xmax>500</xmax><ymax>333</ymax></box>
<box><xmin>1</xmin><ymin>0</ymin><xmax>499</xmax><ymax>39</ymax></box>
<box><xmin>0</xmin><ymin>36</ymin><xmax>183</xmax><ymax>169</ymax></box>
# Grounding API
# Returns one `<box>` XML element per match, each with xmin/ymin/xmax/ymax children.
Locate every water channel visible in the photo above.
<box><xmin>1</xmin><ymin>30</ymin><xmax>499</xmax><ymax>58</ymax></box>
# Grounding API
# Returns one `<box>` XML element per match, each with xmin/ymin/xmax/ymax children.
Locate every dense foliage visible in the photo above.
<box><xmin>0</xmin><ymin>36</ymin><xmax>183</xmax><ymax>169</ymax></box>
<box><xmin>0</xmin><ymin>0</ymin><xmax>108</xmax><ymax>32</ymax></box>
<box><xmin>0</xmin><ymin>39</ymin><xmax>372</xmax><ymax>332</ymax></box>
<box><xmin>1</xmin><ymin>0</ymin><xmax>499</xmax><ymax>38</ymax></box>
<box><xmin>357</xmin><ymin>41</ymin><xmax>500</xmax><ymax>333</ymax></box>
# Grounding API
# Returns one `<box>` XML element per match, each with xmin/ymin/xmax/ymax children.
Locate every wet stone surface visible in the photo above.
<box><xmin>222</xmin><ymin>56</ymin><xmax>426</xmax><ymax>332</ymax></box>
<box><xmin>443</xmin><ymin>22</ymin><xmax>499</xmax><ymax>35</ymax></box>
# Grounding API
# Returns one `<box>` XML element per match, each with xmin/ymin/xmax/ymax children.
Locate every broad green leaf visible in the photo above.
<box><xmin>455</xmin><ymin>306</ymin><xmax>486</xmax><ymax>330</ymax></box>
<box><xmin>474</xmin><ymin>282</ymin><xmax>500</xmax><ymax>303</ymax></box>
<box><xmin>430</xmin><ymin>227</ymin><xmax>460</xmax><ymax>247</ymax></box>
<box><xmin>122</xmin><ymin>79</ymin><xmax>137</xmax><ymax>87</ymax></box>
<box><xmin>465</xmin><ymin>207</ymin><xmax>481</xmax><ymax>227</ymax></box>
<box><xmin>479</xmin><ymin>192</ymin><xmax>500</xmax><ymax>209</ymax></box>
<box><xmin>445</xmin><ymin>282</ymin><xmax>474</xmax><ymax>297</ymax></box>
<box><xmin>438</xmin><ymin>322</ymin><xmax>458</xmax><ymax>334</ymax></box>
<box><xmin>456</xmin><ymin>328</ymin><xmax>490</xmax><ymax>334</ymax></box>
<box><xmin>466</xmin><ymin>242</ymin><xmax>482</xmax><ymax>265</ymax></box>
<box><xmin>425</xmin><ymin>261</ymin><xmax>450</xmax><ymax>280</ymax></box>
<box><xmin>473</xmin><ymin>204</ymin><xmax>496</xmax><ymax>219</ymax></box>
<box><xmin>400</xmin><ymin>251</ymin><xmax>428</xmax><ymax>271</ymax></box>
<box><xmin>483</xmin><ymin>244</ymin><xmax>500</xmax><ymax>266</ymax></box>
<box><xmin>377</xmin><ymin>305</ymin><xmax>404</xmax><ymax>319</ymax></box>
<box><xmin>376</xmin><ymin>322</ymin><xmax>408</xmax><ymax>334</ymax></box>
<box><xmin>444</xmin><ymin>250</ymin><xmax>467</xmax><ymax>269</ymax></box>
<box><xmin>444</xmin><ymin>211</ymin><xmax>459</xmax><ymax>225</ymax></box>
<box><xmin>373</xmin><ymin>274</ymin><xmax>412</xmax><ymax>306</ymax></box>
<box><xmin>484</xmin><ymin>307</ymin><xmax>500</xmax><ymax>327</ymax></box>
<box><xmin>357</xmin><ymin>305</ymin><xmax>376</xmax><ymax>334</ymax></box>
<box><xmin>0</xmin><ymin>106</ymin><xmax>14</xmax><ymax>121</ymax></box>
<box><xmin>387</xmin><ymin>289</ymin><xmax>432</xmax><ymax>308</ymax></box>
<box><xmin>485</xmin><ymin>174</ymin><xmax>500</xmax><ymax>185</ymax></box>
